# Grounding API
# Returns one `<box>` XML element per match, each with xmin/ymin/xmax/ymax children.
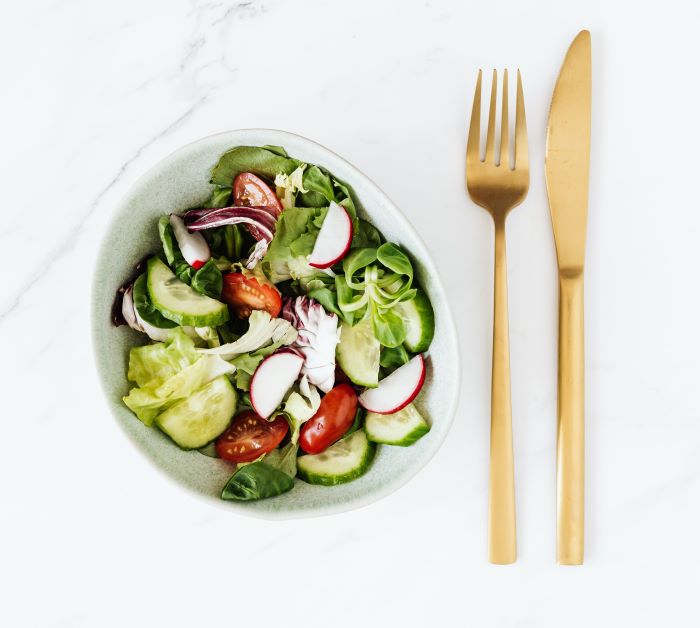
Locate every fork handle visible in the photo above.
<box><xmin>557</xmin><ymin>273</ymin><xmax>585</xmax><ymax>565</ymax></box>
<box><xmin>488</xmin><ymin>218</ymin><xmax>516</xmax><ymax>565</ymax></box>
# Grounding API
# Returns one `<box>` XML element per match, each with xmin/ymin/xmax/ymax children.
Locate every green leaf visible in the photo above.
<box><xmin>132</xmin><ymin>274</ymin><xmax>177</xmax><ymax>329</ymax></box>
<box><xmin>202</xmin><ymin>224</ymin><xmax>244</xmax><ymax>261</ymax></box>
<box><xmin>158</xmin><ymin>216</ymin><xmax>195</xmax><ymax>284</ymax></box>
<box><xmin>123</xmin><ymin>354</ymin><xmax>235</xmax><ymax>426</ymax></box>
<box><xmin>302</xmin><ymin>165</ymin><xmax>335</xmax><ymax>203</ymax></box>
<box><xmin>332</xmin><ymin>177</ymin><xmax>358</xmax><ymax>220</ymax></box>
<box><xmin>261</xmin><ymin>206</ymin><xmax>329</xmax><ymax>283</ymax></box>
<box><xmin>377</xmin><ymin>242</ymin><xmax>413</xmax><ymax>283</ymax></box>
<box><xmin>372</xmin><ymin>307</ymin><xmax>407</xmax><ymax>348</ymax></box>
<box><xmin>380</xmin><ymin>345</ymin><xmax>410</xmax><ymax>373</ymax></box>
<box><xmin>158</xmin><ymin>217</ymin><xmax>223</xmax><ymax>298</ymax></box>
<box><xmin>344</xmin><ymin>407</ymin><xmax>365</xmax><ymax>438</ymax></box>
<box><xmin>216</xmin><ymin>322</ymin><xmax>240</xmax><ymax>345</ymax></box>
<box><xmin>211</xmin><ymin>146</ymin><xmax>300</xmax><ymax>187</ymax></box>
<box><xmin>307</xmin><ymin>285</ymin><xmax>342</xmax><ymax>317</ymax></box>
<box><xmin>227</xmin><ymin>225</ymin><xmax>244</xmax><ymax>260</ymax></box>
<box><xmin>207</xmin><ymin>186</ymin><xmax>232</xmax><ymax>208</ymax></box>
<box><xmin>228</xmin><ymin>334</ymin><xmax>291</xmax><ymax>392</ymax></box>
<box><xmin>229</xmin><ymin>351</ymin><xmax>263</xmax><ymax>377</ymax></box>
<box><xmin>205</xmin><ymin>310</ymin><xmax>297</xmax><ymax>361</ymax></box>
<box><xmin>343</xmin><ymin>248</ymin><xmax>378</xmax><ymax>281</ymax></box>
<box><xmin>261</xmin><ymin>145</ymin><xmax>289</xmax><ymax>157</ymax></box>
<box><xmin>335</xmin><ymin>274</ymin><xmax>364</xmax><ymax>324</ymax></box>
<box><xmin>352</xmin><ymin>219</ymin><xmax>382</xmax><ymax>249</ymax></box>
<box><xmin>221</xmin><ymin>462</ymin><xmax>294</xmax><ymax>501</ymax></box>
<box><xmin>191</xmin><ymin>258</ymin><xmax>223</xmax><ymax>299</ymax></box>
<box><xmin>126</xmin><ymin>328</ymin><xmax>199</xmax><ymax>387</ymax></box>
<box><xmin>263</xmin><ymin>442</ymin><xmax>299</xmax><ymax>478</ymax></box>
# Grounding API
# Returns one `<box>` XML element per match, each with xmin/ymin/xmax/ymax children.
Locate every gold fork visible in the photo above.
<box><xmin>466</xmin><ymin>69</ymin><xmax>529</xmax><ymax>564</ymax></box>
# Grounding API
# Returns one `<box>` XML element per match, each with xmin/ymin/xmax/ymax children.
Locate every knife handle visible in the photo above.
<box><xmin>488</xmin><ymin>218</ymin><xmax>516</xmax><ymax>565</ymax></box>
<box><xmin>557</xmin><ymin>273</ymin><xmax>585</xmax><ymax>565</ymax></box>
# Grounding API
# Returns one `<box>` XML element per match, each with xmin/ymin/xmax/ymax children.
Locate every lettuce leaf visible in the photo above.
<box><xmin>261</xmin><ymin>206</ymin><xmax>329</xmax><ymax>283</ymax></box>
<box><xmin>123</xmin><ymin>354</ymin><xmax>235</xmax><ymax>426</ymax></box>
<box><xmin>207</xmin><ymin>186</ymin><xmax>232</xmax><ymax>208</ymax></box>
<box><xmin>126</xmin><ymin>328</ymin><xmax>199</xmax><ymax>387</ymax></box>
<box><xmin>275</xmin><ymin>165</ymin><xmax>308</xmax><ymax>209</ymax></box>
<box><xmin>263</xmin><ymin>442</ymin><xmax>298</xmax><ymax>479</ymax></box>
<box><xmin>283</xmin><ymin>375</ymin><xmax>321</xmax><ymax>443</ymax></box>
<box><xmin>201</xmin><ymin>310</ymin><xmax>297</xmax><ymax>361</ymax></box>
<box><xmin>210</xmin><ymin>146</ymin><xmax>300</xmax><ymax>187</ymax></box>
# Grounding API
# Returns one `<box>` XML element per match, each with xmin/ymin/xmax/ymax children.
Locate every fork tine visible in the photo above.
<box><xmin>467</xmin><ymin>70</ymin><xmax>482</xmax><ymax>165</ymax></box>
<box><xmin>484</xmin><ymin>69</ymin><xmax>497</xmax><ymax>164</ymax></box>
<box><xmin>514</xmin><ymin>69</ymin><xmax>528</xmax><ymax>171</ymax></box>
<box><xmin>499</xmin><ymin>69</ymin><xmax>509</xmax><ymax>168</ymax></box>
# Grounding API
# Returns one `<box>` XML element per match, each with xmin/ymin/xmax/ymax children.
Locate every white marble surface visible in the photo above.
<box><xmin>2</xmin><ymin>0</ymin><xmax>699</xmax><ymax>625</ymax></box>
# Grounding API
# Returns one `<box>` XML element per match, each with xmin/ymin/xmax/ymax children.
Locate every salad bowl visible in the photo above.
<box><xmin>92</xmin><ymin>129</ymin><xmax>460</xmax><ymax>519</ymax></box>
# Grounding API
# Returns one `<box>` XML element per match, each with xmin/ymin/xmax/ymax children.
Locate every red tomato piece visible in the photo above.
<box><xmin>233</xmin><ymin>172</ymin><xmax>283</xmax><ymax>217</ymax></box>
<box><xmin>299</xmin><ymin>384</ymin><xmax>358</xmax><ymax>455</ymax></box>
<box><xmin>221</xmin><ymin>272</ymin><xmax>282</xmax><ymax>319</ymax></box>
<box><xmin>215</xmin><ymin>411</ymin><xmax>288</xmax><ymax>463</ymax></box>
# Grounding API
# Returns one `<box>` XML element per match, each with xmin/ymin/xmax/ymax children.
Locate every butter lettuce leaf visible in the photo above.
<box><xmin>123</xmin><ymin>354</ymin><xmax>235</xmax><ymax>426</ymax></box>
<box><xmin>201</xmin><ymin>310</ymin><xmax>297</xmax><ymax>361</ymax></box>
<box><xmin>261</xmin><ymin>206</ymin><xmax>329</xmax><ymax>283</ymax></box>
<box><xmin>211</xmin><ymin>146</ymin><xmax>300</xmax><ymax>187</ymax></box>
<box><xmin>126</xmin><ymin>328</ymin><xmax>199</xmax><ymax>387</ymax></box>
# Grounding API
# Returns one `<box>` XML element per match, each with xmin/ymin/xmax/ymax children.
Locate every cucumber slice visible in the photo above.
<box><xmin>147</xmin><ymin>257</ymin><xmax>229</xmax><ymax>327</ymax></box>
<box><xmin>395</xmin><ymin>289</ymin><xmax>434</xmax><ymax>353</ymax></box>
<box><xmin>156</xmin><ymin>376</ymin><xmax>237</xmax><ymax>449</ymax></box>
<box><xmin>297</xmin><ymin>430</ymin><xmax>375</xmax><ymax>486</ymax></box>
<box><xmin>365</xmin><ymin>403</ymin><xmax>430</xmax><ymax>446</ymax></box>
<box><xmin>132</xmin><ymin>273</ymin><xmax>177</xmax><ymax>328</ymax></box>
<box><xmin>336</xmin><ymin>318</ymin><xmax>380</xmax><ymax>388</ymax></box>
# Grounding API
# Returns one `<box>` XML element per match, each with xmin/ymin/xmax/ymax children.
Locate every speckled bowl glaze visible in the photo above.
<box><xmin>92</xmin><ymin>129</ymin><xmax>460</xmax><ymax>519</ymax></box>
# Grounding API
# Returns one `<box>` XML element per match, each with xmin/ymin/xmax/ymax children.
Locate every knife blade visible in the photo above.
<box><xmin>546</xmin><ymin>30</ymin><xmax>591</xmax><ymax>273</ymax></box>
<box><xmin>545</xmin><ymin>29</ymin><xmax>591</xmax><ymax>565</ymax></box>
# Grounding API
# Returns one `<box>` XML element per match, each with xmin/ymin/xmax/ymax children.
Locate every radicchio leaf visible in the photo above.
<box><xmin>183</xmin><ymin>206</ymin><xmax>279</xmax><ymax>268</ymax></box>
<box><xmin>282</xmin><ymin>296</ymin><xmax>340</xmax><ymax>393</ymax></box>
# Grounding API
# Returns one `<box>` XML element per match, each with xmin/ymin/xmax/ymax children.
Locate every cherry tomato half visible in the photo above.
<box><xmin>233</xmin><ymin>172</ymin><xmax>283</xmax><ymax>217</ymax></box>
<box><xmin>299</xmin><ymin>384</ymin><xmax>358</xmax><ymax>455</ymax></box>
<box><xmin>221</xmin><ymin>272</ymin><xmax>282</xmax><ymax>319</ymax></box>
<box><xmin>215</xmin><ymin>411</ymin><xmax>288</xmax><ymax>463</ymax></box>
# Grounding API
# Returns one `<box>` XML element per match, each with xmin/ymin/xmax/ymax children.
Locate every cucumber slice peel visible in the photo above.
<box><xmin>395</xmin><ymin>289</ymin><xmax>434</xmax><ymax>353</ymax></box>
<box><xmin>365</xmin><ymin>403</ymin><xmax>430</xmax><ymax>446</ymax></box>
<box><xmin>155</xmin><ymin>376</ymin><xmax>237</xmax><ymax>449</ymax></box>
<box><xmin>132</xmin><ymin>273</ymin><xmax>177</xmax><ymax>328</ymax></box>
<box><xmin>297</xmin><ymin>430</ymin><xmax>376</xmax><ymax>486</ymax></box>
<box><xmin>336</xmin><ymin>319</ymin><xmax>380</xmax><ymax>388</ymax></box>
<box><xmin>147</xmin><ymin>257</ymin><xmax>229</xmax><ymax>327</ymax></box>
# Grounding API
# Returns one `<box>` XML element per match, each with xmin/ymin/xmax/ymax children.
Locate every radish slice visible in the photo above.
<box><xmin>308</xmin><ymin>202</ymin><xmax>353</xmax><ymax>269</ymax></box>
<box><xmin>250</xmin><ymin>351</ymin><xmax>304</xmax><ymax>418</ymax></box>
<box><xmin>359</xmin><ymin>355</ymin><xmax>426</xmax><ymax>414</ymax></box>
<box><xmin>170</xmin><ymin>214</ymin><xmax>210</xmax><ymax>269</ymax></box>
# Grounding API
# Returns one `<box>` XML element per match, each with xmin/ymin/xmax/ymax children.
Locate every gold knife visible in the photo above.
<box><xmin>545</xmin><ymin>30</ymin><xmax>591</xmax><ymax>565</ymax></box>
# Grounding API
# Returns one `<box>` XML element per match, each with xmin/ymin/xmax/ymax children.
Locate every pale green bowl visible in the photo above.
<box><xmin>92</xmin><ymin>129</ymin><xmax>460</xmax><ymax>519</ymax></box>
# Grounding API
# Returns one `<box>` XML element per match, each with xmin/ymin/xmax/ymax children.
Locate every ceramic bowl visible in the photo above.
<box><xmin>92</xmin><ymin>129</ymin><xmax>460</xmax><ymax>519</ymax></box>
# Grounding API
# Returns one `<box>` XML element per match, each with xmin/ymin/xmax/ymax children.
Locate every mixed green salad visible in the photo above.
<box><xmin>114</xmin><ymin>145</ymin><xmax>435</xmax><ymax>501</ymax></box>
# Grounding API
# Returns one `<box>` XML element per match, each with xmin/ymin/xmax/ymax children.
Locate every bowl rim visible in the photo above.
<box><xmin>91</xmin><ymin>128</ymin><xmax>461</xmax><ymax>519</ymax></box>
